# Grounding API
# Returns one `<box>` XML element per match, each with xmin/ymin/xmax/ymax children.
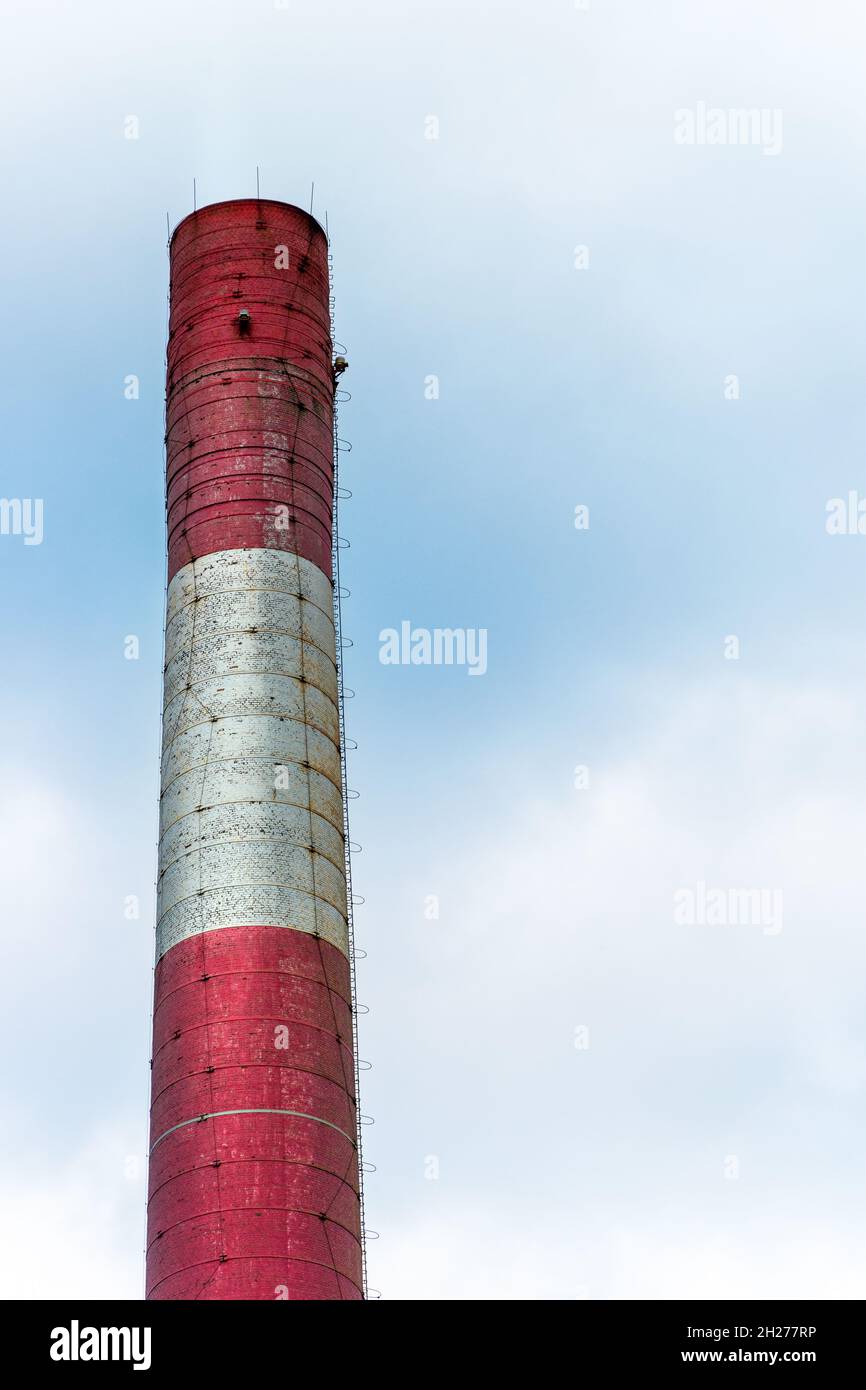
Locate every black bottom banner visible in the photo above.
<box><xmin>2</xmin><ymin>1297</ymin><xmax>859</xmax><ymax>1373</ymax></box>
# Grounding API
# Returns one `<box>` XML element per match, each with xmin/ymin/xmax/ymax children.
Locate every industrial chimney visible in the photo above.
<box><xmin>146</xmin><ymin>199</ymin><xmax>364</xmax><ymax>1300</ymax></box>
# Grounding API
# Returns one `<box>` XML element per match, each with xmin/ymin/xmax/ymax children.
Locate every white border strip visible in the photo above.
<box><xmin>150</xmin><ymin>1107</ymin><xmax>357</xmax><ymax>1155</ymax></box>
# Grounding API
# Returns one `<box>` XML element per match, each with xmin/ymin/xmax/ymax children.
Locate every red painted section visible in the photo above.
<box><xmin>166</xmin><ymin>199</ymin><xmax>334</xmax><ymax>585</ymax></box>
<box><xmin>147</xmin><ymin>925</ymin><xmax>363</xmax><ymax>1301</ymax></box>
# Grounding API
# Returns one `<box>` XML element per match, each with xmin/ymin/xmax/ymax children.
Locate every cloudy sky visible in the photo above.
<box><xmin>1</xmin><ymin>0</ymin><xmax>866</xmax><ymax>1299</ymax></box>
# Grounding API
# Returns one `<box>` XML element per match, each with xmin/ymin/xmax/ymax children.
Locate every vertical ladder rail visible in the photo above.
<box><xmin>328</xmin><ymin>246</ymin><xmax>370</xmax><ymax>1299</ymax></box>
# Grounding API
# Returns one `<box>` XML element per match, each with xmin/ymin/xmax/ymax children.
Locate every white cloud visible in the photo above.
<box><xmin>0</xmin><ymin>1118</ymin><xmax>144</xmax><ymax>1300</ymax></box>
<box><xmin>372</xmin><ymin>1209</ymin><xmax>866</xmax><ymax>1301</ymax></box>
<box><xmin>366</xmin><ymin>675</ymin><xmax>866</xmax><ymax>1299</ymax></box>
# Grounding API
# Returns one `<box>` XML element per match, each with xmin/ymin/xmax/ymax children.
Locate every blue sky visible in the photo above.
<box><xmin>1</xmin><ymin>0</ymin><xmax>866</xmax><ymax>1297</ymax></box>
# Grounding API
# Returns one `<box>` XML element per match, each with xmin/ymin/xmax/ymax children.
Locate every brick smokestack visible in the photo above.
<box><xmin>146</xmin><ymin>199</ymin><xmax>364</xmax><ymax>1300</ymax></box>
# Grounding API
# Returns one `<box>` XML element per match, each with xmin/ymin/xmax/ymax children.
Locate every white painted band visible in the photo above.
<box><xmin>165</xmin><ymin>587</ymin><xmax>337</xmax><ymax>667</ymax></box>
<box><xmin>161</xmin><ymin>715</ymin><xmax>340</xmax><ymax>792</ymax></box>
<box><xmin>156</xmin><ymin>550</ymin><xmax>348</xmax><ymax>963</ymax></box>
<box><xmin>158</xmin><ymin>840</ymin><xmax>348</xmax><ymax>919</ymax></box>
<box><xmin>163</xmin><ymin>631</ymin><xmax>337</xmax><ymax>709</ymax></box>
<box><xmin>164</xmin><ymin>673</ymin><xmax>339</xmax><ymax>748</ymax></box>
<box><xmin>166</xmin><ymin>548</ymin><xmax>334</xmax><ymax>627</ymax></box>
<box><xmin>159</xmin><ymin>758</ymin><xmax>343</xmax><ymax>840</ymax></box>
<box><xmin>159</xmin><ymin>801</ymin><xmax>345</xmax><ymax>880</ymax></box>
